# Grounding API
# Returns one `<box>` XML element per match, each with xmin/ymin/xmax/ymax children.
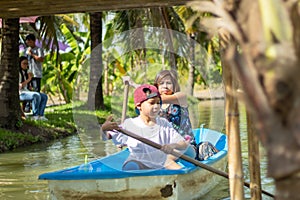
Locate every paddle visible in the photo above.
<box><xmin>121</xmin><ymin>77</ymin><xmax>130</xmax><ymax>123</ymax></box>
<box><xmin>121</xmin><ymin>76</ymin><xmax>140</xmax><ymax>123</ymax></box>
<box><xmin>117</xmin><ymin>127</ymin><xmax>275</xmax><ymax>198</ymax></box>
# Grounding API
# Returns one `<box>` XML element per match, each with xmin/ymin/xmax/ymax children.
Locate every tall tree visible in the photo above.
<box><xmin>88</xmin><ymin>12</ymin><xmax>104</xmax><ymax>110</ymax></box>
<box><xmin>174</xmin><ymin>6</ymin><xmax>197</xmax><ymax>96</ymax></box>
<box><xmin>110</xmin><ymin>9</ymin><xmax>148</xmax><ymax>71</ymax></box>
<box><xmin>160</xmin><ymin>7</ymin><xmax>177</xmax><ymax>69</ymax></box>
<box><xmin>189</xmin><ymin>0</ymin><xmax>300</xmax><ymax>199</ymax></box>
<box><xmin>0</xmin><ymin>18</ymin><xmax>21</xmax><ymax>128</ymax></box>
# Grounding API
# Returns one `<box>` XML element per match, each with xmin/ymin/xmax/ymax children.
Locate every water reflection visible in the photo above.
<box><xmin>0</xmin><ymin>100</ymin><xmax>274</xmax><ymax>199</ymax></box>
<box><xmin>0</xmin><ymin>135</ymin><xmax>86</xmax><ymax>200</ymax></box>
<box><xmin>198</xmin><ymin>100</ymin><xmax>225</xmax><ymax>132</ymax></box>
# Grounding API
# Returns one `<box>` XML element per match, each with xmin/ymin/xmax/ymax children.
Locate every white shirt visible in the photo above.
<box><xmin>26</xmin><ymin>46</ymin><xmax>44</xmax><ymax>78</ymax></box>
<box><xmin>108</xmin><ymin>116</ymin><xmax>185</xmax><ymax>169</ymax></box>
<box><xmin>19</xmin><ymin>69</ymin><xmax>32</xmax><ymax>93</ymax></box>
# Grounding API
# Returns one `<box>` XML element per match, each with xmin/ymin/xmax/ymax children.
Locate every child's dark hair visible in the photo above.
<box><xmin>19</xmin><ymin>56</ymin><xmax>27</xmax><ymax>68</ymax></box>
<box><xmin>25</xmin><ymin>34</ymin><xmax>36</xmax><ymax>41</ymax></box>
<box><xmin>19</xmin><ymin>56</ymin><xmax>31</xmax><ymax>86</ymax></box>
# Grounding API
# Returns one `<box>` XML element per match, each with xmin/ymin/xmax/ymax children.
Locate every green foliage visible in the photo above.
<box><xmin>0</xmin><ymin>129</ymin><xmax>40</xmax><ymax>152</ymax></box>
<box><xmin>101</xmin><ymin>8</ymin><xmax>222</xmax><ymax>92</ymax></box>
<box><xmin>15</xmin><ymin>119</ymin><xmax>23</xmax><ymax>128</ymax></box>
<box><xmin>42</xmin><ymin>24</ymin><xmax>91</xmax><ymax>103</ymax></box>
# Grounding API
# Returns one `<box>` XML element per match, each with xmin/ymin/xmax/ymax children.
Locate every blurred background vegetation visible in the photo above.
<box><xmin>16</xmin><ymin>8</ymin><xmax>222</xmax><ymax>105</ymax></box>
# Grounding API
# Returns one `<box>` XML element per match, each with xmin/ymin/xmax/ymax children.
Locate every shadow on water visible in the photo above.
<box><xmin>0</xmin><ymin>100</ymin><xmax>274</xmax><ymax>199</ymax></box>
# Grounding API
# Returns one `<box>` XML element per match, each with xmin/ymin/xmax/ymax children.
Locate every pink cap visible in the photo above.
<box><xmin>134</xmin><ymin>84</ymin><xmax>160</xmax><ymax>106</ymax></box>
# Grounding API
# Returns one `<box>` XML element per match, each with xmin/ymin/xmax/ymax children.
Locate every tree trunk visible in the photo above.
<box><xmin>88</xmin><ymin>12</ymin><xmax>104</xmax><ymax>110</ymax></box>
<box><xmin>160</xmin><ymin>7</ymin><xmax>177</xmax><ymax>69</ymax></box>
<box><xmin>134</xmin><ymin>16</ymin><xmax>147</xmax><ymax>73</ymax></box>
<box><xmin>0</xmin><ymin>18</ymin><xmax>21</xmax><ymax>129</ymax></box>
<box><xmin>186</xmin><ymin>33</ymin><xmax>195</xmax><ymax>96</ymax></box>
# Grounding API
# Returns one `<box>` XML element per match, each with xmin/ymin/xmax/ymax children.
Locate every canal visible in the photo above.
<box><xmin>0</xmin><ymin>100</ymin><xmax>275</xmax><ymax>199</ymax></box>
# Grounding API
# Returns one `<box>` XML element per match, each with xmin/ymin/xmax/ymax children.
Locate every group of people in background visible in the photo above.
<box><xmin>19</xmin><ymin>34</ymin><xmax>48</xmax><ymax>121</ymax></box>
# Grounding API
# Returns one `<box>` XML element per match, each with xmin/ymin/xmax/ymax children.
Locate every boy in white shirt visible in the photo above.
<box><xmin>102</xmin><ymin>84</ymin><xmax>195</xmax><ymax>170</ymax></box>
<box><xmin>25</xmin><ymin>34</ymin><xmax>44</xmax><ymax>92</ymax></box>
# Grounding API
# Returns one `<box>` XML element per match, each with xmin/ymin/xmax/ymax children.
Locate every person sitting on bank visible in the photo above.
<box><xmin>19</xmin><ymin>56</ymin><xmax>48</xmax><ymax>121</ymax></box>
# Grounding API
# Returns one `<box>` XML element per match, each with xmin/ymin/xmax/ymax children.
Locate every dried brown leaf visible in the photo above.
<box><xmin>188</xmin><ymin>0</ymin><xmax>243</xmax><ymax>43</ymax></box>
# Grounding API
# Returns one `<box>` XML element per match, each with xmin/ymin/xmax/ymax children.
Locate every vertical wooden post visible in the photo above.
<box><xmin>247</xmin><ymin>111</ymin><xmax>262</xmax><ymax>200</ymax></box>
<box><xmin>225</xmin><ymin>73</ymin><xmax>245</xmax><ymax>199</ymax></box>
<box><xmin>121</xmin><ymin>77</ymin><xmax>130</xmax><ymax>123</ymax></box>
<box><xmin>220</xmin><ymin>31</ymin><xmax>245</xmax><ymax>199</ymax></box>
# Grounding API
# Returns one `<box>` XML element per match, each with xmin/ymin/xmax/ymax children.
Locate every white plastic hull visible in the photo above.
<box><xmin>47</xmin><ymin>156</ymin><xmax>227</xmax><ymax>200</ymax></box>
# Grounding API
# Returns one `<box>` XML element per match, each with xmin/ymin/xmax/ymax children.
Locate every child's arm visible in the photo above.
<box><xmin>160</xmin><ymin>92</ymin><xmax>188</xmax><ymax>107</ymax></box>
<box><xmin>100</xmin><ymin>115</ymin><xmax>120</xmax><ymax>140</ymax></box>
<box><xmin>100</xmin><ymin>116</ymin><xmax>128</xmax><ymax>148</ymax></box>
<box><xmin>160</xmin><ymin>140</ymin><xmax>189</xmax><ymax>154</ymax></box>
<box><xmin>102</xmin><ymin>116</ymin><xmax>119</xmax><ymax>132</ymax></box>
<box><xmin>20</xmin><ymin>72</ymin><xmax>33</xmax><ymax>89</ymax></box>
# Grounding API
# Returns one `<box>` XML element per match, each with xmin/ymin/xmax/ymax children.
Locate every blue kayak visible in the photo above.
<box><xmin>39</xmin><ymin>128</ymin><xmax>228</xmax><ymax>200</ymax></box>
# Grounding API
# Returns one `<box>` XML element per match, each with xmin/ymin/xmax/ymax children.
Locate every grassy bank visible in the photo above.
<box><xmin>0</xmin><ymin>99</ymin><xmax>125</xmax><ymax>153</ymax></box>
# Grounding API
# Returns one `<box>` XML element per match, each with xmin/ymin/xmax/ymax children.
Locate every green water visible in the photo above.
<box><xmin>0</xmin><ymin>100</ymin><xmax>275</xmax><ymax>199</ymax></box>
<box><xmin>200</xmin><ymin>100</ymin><xmax>275</xmax><ymax>200</ymax></box>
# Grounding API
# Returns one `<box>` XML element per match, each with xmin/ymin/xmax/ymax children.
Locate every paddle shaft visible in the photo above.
<box><xmin>118</xmin><ymin>128</ymin><xmax>274</xmax><ymax>198</ymax></box>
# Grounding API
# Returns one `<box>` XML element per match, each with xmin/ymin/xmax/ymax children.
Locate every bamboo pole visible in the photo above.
<box><xmin>220</xmin><ymin>36</ymin><xmax>245</xmax><ymax>198</ymax></box>
<box><xmin>247</xmin><ymin>111</ymin><xmax>262</xmax><ymax>200</ymax></box>
<box><xmin>226</xmin><ymin>73</ymin><xmax>245</xmax><ymax>199</ymax></box>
